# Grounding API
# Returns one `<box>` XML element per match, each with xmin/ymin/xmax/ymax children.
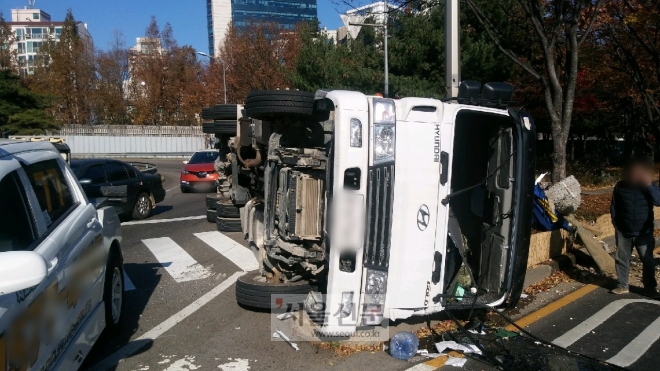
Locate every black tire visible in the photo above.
<box><xmin>181</xmin><ymin>186</ymin><xmax>189</xmax><ymax>193</ymax></box>
<box><xmin>132</xmin><ymin>192</ymin><xmax>151</xmax><ymax>220</ymax></box>
<box><xmin>245</xmin><ymin>90</ymin><xmax>315</xmax><ymax>120</ymax></box>
<box><xmin>206</xmin><ymin>194</ymin><xmax>224</xmax><ymax>209</ymax></box>
<box><xmin>207</xmin><ymin>208</ymin><xmax>217</xmax><ymax>223</ymax></box>
<box><xmin>216</xmin><ymin>199</ymin><xmax>240</xmax><ymax>218</ymax></box>
<box><xmin>236</xmin><ymin>273</ymin><xmax>317</xmax><ymax>309</ymax></box>
<box><xmin>201</xmin><ymin>107</ymin><xmax>214</xmax><ymax>120</ymax></box>
<box><xmin>213</xmin><ymin>104</ymin><xmax>238</xmax><ymax>120</ymax></box>
<box><xmin>216</xmin><ymin>217</ymin><xmax>242</xmax><ymax>232</ymax></box>
<box><xmin>202</xmin><ymin>121</ymin><xmax>237</xmax><ymax>135</ymax></box>
<box><xmin>103</xmin><ymin>250</ymin><xmax>124</xmax><ymax>335</ymax></box>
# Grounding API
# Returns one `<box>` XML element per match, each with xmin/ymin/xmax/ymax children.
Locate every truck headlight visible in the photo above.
<box><xmin>350</xmin><ymin>118</ymin><xmax>362</xmax><ymax>148</ymax></box>
<box><xmin>373</xmin><ymin>124</ymin><xmax>395</xmax><ymax>165</ymax></box>
<box><xmin>365</xmin><ymin>270</ymin><xmax>388</xmax><ymax>304</ymax></box>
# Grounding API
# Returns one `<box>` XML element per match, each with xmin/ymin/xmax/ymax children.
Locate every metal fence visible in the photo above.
<box><xmin>59</xmin><ymin>125</ymin><xmax>204</xmax><ymax>137</ymax></box>
<box><xmin>64</xmin><ymin>135</ymin><xmax>209</xmax><ymax>158</ymax></box>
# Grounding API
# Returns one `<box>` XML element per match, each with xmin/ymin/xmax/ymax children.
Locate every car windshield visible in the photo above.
<box><xmin>188</xmin><ymin>151</ymin><xmax>219</xmax><ymax>164</ymax></box>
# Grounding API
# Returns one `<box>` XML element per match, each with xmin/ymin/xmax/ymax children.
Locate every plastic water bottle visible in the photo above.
<box><xmin>389</xmin><ymin>331</ymin><xmax>419</xmax><ymax>360</ymax></box>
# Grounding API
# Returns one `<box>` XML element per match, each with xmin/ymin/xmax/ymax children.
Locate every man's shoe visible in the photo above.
<box><xmin>611</xmin><ymin>287</ymin><xmax>629</xmax><ymax>295</ymax></box>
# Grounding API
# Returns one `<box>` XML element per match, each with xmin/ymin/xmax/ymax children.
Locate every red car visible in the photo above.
<box><xmin>180</xmin><ymin>150</ymin><xmax>220</xmax><ymax>192</ymax></box>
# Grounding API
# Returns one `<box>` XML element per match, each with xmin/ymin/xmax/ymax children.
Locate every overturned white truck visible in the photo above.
<box><xmin>219</xmin><ymin>82</ymin><xmax>535</xmax><ymax>334</ymax></box>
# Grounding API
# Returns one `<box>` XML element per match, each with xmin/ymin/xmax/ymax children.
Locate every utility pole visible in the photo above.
<box><xmin>383</xmin><ymin>0</ymin><xmax>389</xmax><ymax>98</ymax></box>
<box><xmin>445</xmin><ymin>0</ymin><xmax>460</xmax><ymax>98</ymax></box>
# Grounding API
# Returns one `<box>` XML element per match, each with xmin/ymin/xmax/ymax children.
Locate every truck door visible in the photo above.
<box><xmin>386</xmin><ymin>102</ymin><xmax>443</xmax><ymax>309</ymax></box>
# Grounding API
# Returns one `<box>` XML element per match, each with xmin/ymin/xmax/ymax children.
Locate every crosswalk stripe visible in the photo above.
<box><xmin>123</xmin><ymin>271</ymin><xmax>136</xmax><ymax>291</ymax></box>
<box><xmin>142</xmin><ymin>237</ymin><xmax>213</xmax><ymax>282</ymax></box>
<box><xmin>194</xmin><ymin>231</ymin><xmax>259</xmax><ymax>272</ymax></box>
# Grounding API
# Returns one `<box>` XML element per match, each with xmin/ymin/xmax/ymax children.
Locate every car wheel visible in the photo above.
<box><xmin>217</xmin><ymin>217</ymin><xmax>242</xmax><ymax>232</ymax></box>
<box><xmin>207</xmin><ymin>208</ymin><xmax>217</xmax><ymax>223</ymax></box>
<box><xmin>245</xmin><ymin>90</ymin><xmax>315</xmax><ymax>120</ymax></box>
<box><xmin>132</xmin><ymin>193</ymin><xmax>151</xmax><ymax>220</ymax></box>
<box><xmin>104</xmin><ymin>251</ymin><xmax>124</xmax><ymax>335</ymax></box>
<box><xmin>216</xmin><ymin>199</ymin><xmax>240</xmax><ymax>218</ymax></box>
<box><xmin>206</xmin><ymin>194</ymin><xmax>224</xmax><ymax>209</ymax></box>
<box><xmin>181</xmin><ymin>186</ymin><xmax>189</xmax><ymax>193</ymax></box>
<box><xmin>236</xmin><ymin>273</ymin><xmax>317</xmax><ymax>309</ymax></box>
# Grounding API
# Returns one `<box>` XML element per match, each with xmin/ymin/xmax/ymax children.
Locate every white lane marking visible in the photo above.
<box><xmin>404</xmin><ymin>364</ymin><xmax>435</xmax><ymax>371</ymax></box>
<box><xmin>194</xmin><ymin>231</ymin><xmax>259</xmax><ymax>272</ymax></box>
<box><xmin>607</xmin><ymin>315</ymin><xmax>660</xmax><ymax>367</ymax></box>
<box><xmin>166</xmin><ymin>185</ymin><xmax>180</xmax><ymax>192</ymax></box>
<box><xmin>553</xmin><ymin>298</ymin><xmax>660</xmax><ymax>367</ymax></box>
<box><xmin>123</xmin><ymin>271</ymin><xmax>136</xmax><ymax>291</ymax></box>
<box><xmin>121</xmin><ymin>215</ymin><xmax>206</xmax><ymax>226</ymax></box>
<box><xmin>553</xmin><ymin>299</ymin><xmax>660</xmax><ymax>348</ymax></box>
<box><xmin>163</xmin><ymin>356</ymin><xmax>200</xmax><ymax>370</ymax></box>
<box><xmin>142</xmin><ymin>237</ymin><xmax>212</xmax><ymax>283</ymax></box>
<box><xmin>218</xmin><ymin>358</ymin><xmax>250</xmax><ymax>370</ymax></box>
<box><xmin>88</xmin><ymin>271</ymin><xmax>244</xmax><ymax>371</ymax></box>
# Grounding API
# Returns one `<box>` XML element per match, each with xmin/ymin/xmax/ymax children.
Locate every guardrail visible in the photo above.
<box><xmin>72</xmin><ymin>152</ymin><xmax>193</xmax><ymax>159</ymax></box>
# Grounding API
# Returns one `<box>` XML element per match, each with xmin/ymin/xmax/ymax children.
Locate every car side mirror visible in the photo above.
<box><xmin>0</xmin><ymin>251</ymin><xmax>48</xmax><ymax>294</ymax></box>
<box><xmin>182</xmin><ymin>161</ymin><xmax>189</xmax><ymax>165</ymax></box>
<box><xmin>79</xmin><ymin>178</ymin><xmax>92</xmax><ymax>185</ymax></box>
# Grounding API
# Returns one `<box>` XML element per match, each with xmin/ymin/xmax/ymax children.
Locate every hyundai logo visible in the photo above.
<box><xmin>417</xmin><ymin>205</ymin><xmax>430</xmax><ymax>231</ymax></box>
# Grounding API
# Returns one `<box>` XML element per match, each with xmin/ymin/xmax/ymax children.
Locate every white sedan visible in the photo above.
<box><xmin>0</xmin><ymin>139</ymin><xmax>123</xmax><ymax>371</ymax></box>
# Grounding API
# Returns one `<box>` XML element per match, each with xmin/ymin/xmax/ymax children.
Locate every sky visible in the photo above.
<box><xmin>1</xmin><ymin>0</ymin><xmax>349</xmax><ymax>52</ymax></box>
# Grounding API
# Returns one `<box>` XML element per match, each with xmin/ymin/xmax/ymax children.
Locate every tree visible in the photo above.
<box><xmin>216</xmin><ymin>22</ymin><xmax>299</xmax><ymax>103</ymax></box>
<box><xmin>94</xmin><ymin>30</ymin><xmax>130</xmax><ymax>125</ymax></box>
<box><xmin>128</xmin><ymin>17</ymin><xmax>206</xmax><ymax>125</ymax></box>
<box><xmin>0</xmin><ymin>13</ymin><xmax>16</xmax><ymax>71</ymax></box>
<box><xmin>464</xmin><ymin>0</ymin><xmax>605</xmax><ymax>182</ymax></box>
<box><xmin>0</xmin><ymin>70</ymin><xmax>56</xmax><ymax>134</ymax></box>
<box><xmin>31</xmin><ymin>9</ymin><xmax>95</xmax><ymax>125</ymax></box>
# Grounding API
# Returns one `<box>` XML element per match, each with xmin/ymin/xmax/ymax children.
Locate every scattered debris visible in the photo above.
<box><xmin>272</xmin><ymin>330</ymin><xmax>299</xmax><ymax>351</ymax></box>
<box><xmin>495</xmin><ymin>328</ymin><xmax>519</xmax><ymax>338</ymax></box>
<box><xmin>547</xmin><ymin>175</ymin><xmax>581</xmax><ymax>214</ymax></box>
<box><xmin>435</xmin><ymin>341</ymin><xmax>482</xmax><ymax>355</ymax></box>
<box><xmin>276</xmin><ymin>312</ymin><xmax>293</xmax><ymax>320</ymax></box>
<box><xmin>524</xmin><ymin>271</ymin><xmax>574</xmax><ymax>296</ymax></box>
<box><xmin>313</xmin><ymin>342</ymin><xmax>382</xmax><ymax>356</ymax></box>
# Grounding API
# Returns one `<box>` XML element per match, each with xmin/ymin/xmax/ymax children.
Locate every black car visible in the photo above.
<box><xmin>71</xmin><ymin>159</ymin><xmax>166</xmax><ymax>220</ymax></box>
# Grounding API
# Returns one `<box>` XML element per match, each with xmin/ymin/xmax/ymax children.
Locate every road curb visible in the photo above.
<box><xmin>524</xmin><ymin>253</ymin><xmax>576</xmax><ymax>290</ymax></box>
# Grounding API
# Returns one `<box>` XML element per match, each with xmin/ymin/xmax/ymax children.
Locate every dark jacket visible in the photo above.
<box><xmin>611</xmin><ymin>181</ymin><xmax>660</xmax><ymax>237</ymax></box>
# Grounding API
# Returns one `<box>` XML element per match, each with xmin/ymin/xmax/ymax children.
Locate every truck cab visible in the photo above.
<box><xmin>226</xmin><ymin>83</ymin><xmax>535</xmax><ymax>335</ymax></box>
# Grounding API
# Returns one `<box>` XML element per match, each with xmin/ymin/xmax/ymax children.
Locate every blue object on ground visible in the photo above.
<box><xmin>532</xmin><ymin>184</ymin><xmax>572</xmax><ymax>232</ymax></box>
<box><xmin>389</xmin><ymin>331</ymin><xmax>419</xmax><ymax>360</ymax></box>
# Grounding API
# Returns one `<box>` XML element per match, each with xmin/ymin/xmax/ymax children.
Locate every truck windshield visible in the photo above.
<box><xmin>188</xmin><ymin>151</ymin><xmax>219</xmax><ymax>164</ymax></box>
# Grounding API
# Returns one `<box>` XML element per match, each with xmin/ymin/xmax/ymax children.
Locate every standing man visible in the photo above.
<box><xmin>611</xmin><ymin>158</ymin><xmax>660</xmax><ymax>297</ymax></box>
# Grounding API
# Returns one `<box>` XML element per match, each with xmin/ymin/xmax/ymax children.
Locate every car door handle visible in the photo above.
<box><xmin>86</xmin><ymin>217</ymin><xmax>98</xmax><ymax>229</ymax></box>
<box><xmin>47</xmin><ymin>257</ymin><xmax>58</xmax><ymax>274</ymax></box>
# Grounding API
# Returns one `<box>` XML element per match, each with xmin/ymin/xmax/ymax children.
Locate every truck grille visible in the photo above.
<box><xmin>364</xmin><ymin>164</ymin><xmax>395</xmax><ymax>270</ymax></box>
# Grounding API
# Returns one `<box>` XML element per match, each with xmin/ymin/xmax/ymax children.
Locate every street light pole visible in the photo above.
<box><xmin>198</xmin><ymin>52</ymin><xmax>227</xmax><ymax>104</ymax></box>
<box><xmin>349</xmin><ymin>3</ymin><xmax>389</xmax><ymax>97</ymax></box>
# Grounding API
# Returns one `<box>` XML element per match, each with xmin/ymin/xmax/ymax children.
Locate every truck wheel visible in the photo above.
<box><xmin>216</xmin><ymin>199</ymin><xmax>240</xmax><ymax>218</ymax></box>
<box><xmin>213</xmin><ymin>104</ymin><xmax>238</xmax><ymax>120</ymax></box>
<box><xmin>103</xmin><ymin>250</ymin><xmax>124</xmax><ymax>335</ymax></box>
<box><xmin>217</xmin><ymin>217</ymin><xmax>242</xmax><ymax>232</ymax></box>
<box><xmin>206</xmin><ymin>194</ymin><xmax>224</xmax><ymax>209</ymax></box>
<box><xmin>207</xmin><ymin>208</ymin><xmax>217</xmax><ymax>223</ymax></box>
<box><xmin>202</xmin><ymin>121</ymin><xmax>237</xmax><ymax>135</ymax></box>
<box><xmin>245</xmin><ymin>90</ymin><xmax>315</xmax><ymax>120</ymax></box>
<box><xmin>132</xmin><ymin>193</ymin><xmax>151</xmax><ymax>220</ymax></box>
<box><xmin>235</xmin><ymin>273</ymin><xmax>317</xmax><ymax>309</ymax></box>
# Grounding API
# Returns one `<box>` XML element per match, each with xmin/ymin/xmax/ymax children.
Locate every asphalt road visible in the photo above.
<box><xmin>80</xmin><ymin>159</ymin><xmax>409</xmax><ymax>371</ymax></box>
<box><xmin>78</xmin><ymin>159</ymin><xmax>660</xmax><ymax>371</ymax></box>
